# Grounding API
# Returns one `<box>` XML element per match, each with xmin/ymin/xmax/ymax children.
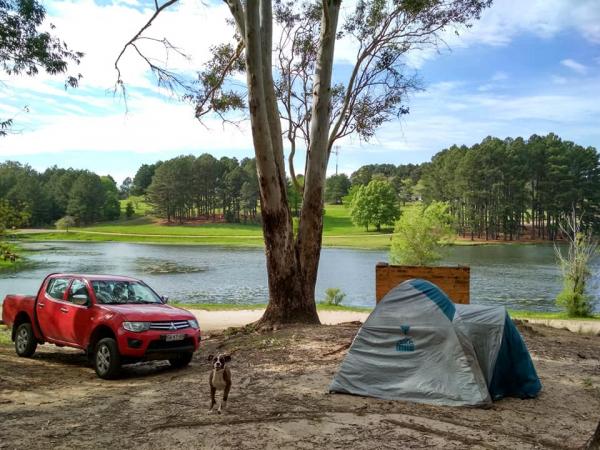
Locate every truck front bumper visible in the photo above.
<box><xmin>116</xmin><ymin>327</ymin><xmax>201</xmax><ymax>359</ymax></box>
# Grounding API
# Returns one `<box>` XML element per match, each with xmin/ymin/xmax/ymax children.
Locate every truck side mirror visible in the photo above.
<box><xmin>72</xmin><ymin>294</ymin><xmax>89</xmax><ymax>306</ymax></box>
<box><xmin>161</xmin><ymin>295</ymin><xmax>169</xmax><ymax>304</ymax></box>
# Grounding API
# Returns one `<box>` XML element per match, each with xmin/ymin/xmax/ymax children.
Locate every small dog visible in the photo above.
<box><xmin>208</xmin><ymin>354</ymin><xmax>232</xmax><ymax>414</ymax></box>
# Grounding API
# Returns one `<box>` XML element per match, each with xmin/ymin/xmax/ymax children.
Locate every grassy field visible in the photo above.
<box><xmin>0</xmin><ymin>325</ymin><xmax>11</xmax><ymax>346</ymax></box>
<box><xmin>508</xmin><ymin>310</ymin><xmax>600</xmax><ymax>321</ymax></box>
<box><xmin>0</xmin><ymin>241</ymin><xmax>31</xmax><ymax>272</ymax></box>
<box><xmin>18</xmin><ymin>199</ymin><xmax>535</xmax><ymax>249</ymax></box>
<box><xmin>19</xmin><ymin>203</ymin><xmax>397</xmax><ymax>249</ymax></box>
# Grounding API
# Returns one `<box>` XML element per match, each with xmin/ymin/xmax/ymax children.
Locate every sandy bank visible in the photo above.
<box><xmin>184</xmin><ymin>307</ymin><xmax>600</xmax><ymax>335</ymax></box>
<box><xmin>186</xmin><ymin>308</ymin><xmax>370</xmax><ymax>331</ymax></box>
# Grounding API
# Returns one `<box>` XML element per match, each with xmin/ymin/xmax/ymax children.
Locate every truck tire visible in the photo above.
<box><xmin>169</xmin><ymin>352</ymin><xmax>193</xmax><ymax>369</ymax></box>
<box><xmin>94</xmin><ymin>338</ymin><xmax>121</xmax><ymax>379</ymax></box>
<box><xmin>15</xmin><ymin>322</ymin><xmax>37</xmax><ymax>357</ymax></box>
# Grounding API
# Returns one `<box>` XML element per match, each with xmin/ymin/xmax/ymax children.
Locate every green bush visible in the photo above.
<box><xmin>350</xmin><ymin>180</ymin><xmax>399</xmax><ymax>232</ymax></box>
<box><xmin>554</xmin><ymin>212</ymin><xmax>598</xmax><ymax>317</ymax></box>
<box><xmin>390</xmin><ymin>201</ymin><xmax>455</xmax><ymax>266</ymax></box>
<box><xmin>125</xmin><ymin>201</ymin><xmax>135</xmax><ymax>219</ymax></box>
<box><xmin>55</xmin><ymin>215</ymin><xmax>76</xmax><ymax>232</ymax></box>
<box><xmin>323</xmin><ymin>288</ymin><xmax>346</xmax><ymax>306</ymax></box>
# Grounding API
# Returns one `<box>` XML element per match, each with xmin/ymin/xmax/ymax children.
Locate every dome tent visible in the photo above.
<box><xmin>329</xmin><ymin>279</ymin><xmax>541</xmax><ymax>407</ymax></box>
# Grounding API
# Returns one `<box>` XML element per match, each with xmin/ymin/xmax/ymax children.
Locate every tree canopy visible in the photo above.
<box><xmin>390</xmin><ymin>201</ymin><xmax>455</xmax><ymax>266</ymax></box>
<box><xmin>0</xmin><ymin>162</ymin><xmax>120</xmax><ymax>226</ymax></box>
<box><xmin>116</xmin><ymin>0</ymin><xmax>491</xmax><ymax>326</ymax></box>
<box><xmin>146</xmin><ymin>154</ymin><xmax>259</xmax><ymax>223</ymax></box>
<box><xmin>0</xmin><ymin>0</ymin><xmax>82</xmax><ymax>135</ymax></box>
<box><xmin>350</xmin><ymin>179</ymin><xmax>399</xmax><ymax>231</ymax></box>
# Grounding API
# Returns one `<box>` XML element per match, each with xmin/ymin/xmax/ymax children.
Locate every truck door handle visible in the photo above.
<box><xmin>38</xmin><ymin>303</ymin><xmax>45</xmax><ymax>308</ymax></box>
<box><xmin>60</xmin><ymin>307</ymin><xmax>69</xmax><ymax>313</ymax></box>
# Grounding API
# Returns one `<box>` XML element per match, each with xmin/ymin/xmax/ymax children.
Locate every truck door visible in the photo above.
<box><xmin>56</xmin><ymin>278</ymin><xmax>94</xmax><ymax>346</ymax></box>
<box><xmin>36</xmin><ymin>277</ymin><xmax>71</xmax><ymax>341</ymax></box>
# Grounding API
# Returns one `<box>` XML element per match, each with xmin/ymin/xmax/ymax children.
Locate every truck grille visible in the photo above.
<box><xmin>149</xmin><ymin>320</ymin><xmax>190</xmax><ymax>331</ymax></box>
<box><xmin>147</xmin><ymin>337</ymin><xmax>195</xmax><ymax>352</ymax></box>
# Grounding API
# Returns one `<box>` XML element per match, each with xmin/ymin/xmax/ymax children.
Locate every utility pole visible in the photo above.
<box><xmin>333</xmin><ymin>145</ymin><xmax>341</xmax><ymax>175</ymax></box>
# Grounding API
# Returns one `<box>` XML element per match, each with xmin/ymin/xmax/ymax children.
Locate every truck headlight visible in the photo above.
<box><xmin>188</xmin><ymin>319</ymin><xmax>199</xmax><ymax>329</ymax></box>
<box><xmin>122</xmin><ymin>321</ymin><xmax>151</xmax><ymax>332</ymax></box>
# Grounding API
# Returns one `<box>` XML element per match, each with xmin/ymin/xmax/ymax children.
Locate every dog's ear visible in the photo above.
<box><xmin>207</xmin><ymin>354</ymin><xmax>214</xmax><ymax>362</ymax></box>
<box><xmin>224</xmin><ymin>354</ymin><xmax>231</xmax><ymax>362</ymax></box>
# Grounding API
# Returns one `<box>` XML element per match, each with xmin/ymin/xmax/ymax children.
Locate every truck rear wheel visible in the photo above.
<box><xmin>169</xmin><ymin>352</ymin><xmax>193</xmax><ymax>369</ymax></box>
<box><xmin>94</xmin><ymin>338</ymin><xmax>121</xmax><ymax>379</ymax></box>
<box><xmin>15</xmin><ymin>323</ymin><xmax>37</xmax><ymax>357</ymax></box>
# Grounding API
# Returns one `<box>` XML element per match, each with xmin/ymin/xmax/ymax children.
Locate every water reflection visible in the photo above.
<box><xmin>0</xmin><ymin>241</ymin><xmax>598</xmax><ymax>312</ymax></box>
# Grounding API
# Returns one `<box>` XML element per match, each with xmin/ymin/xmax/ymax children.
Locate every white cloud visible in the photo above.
<box><xmin>394</xmin><ymin>0</ymin><xmax>600</xmax><ymax>69</ymax></box>
<box><xmin>552</xmin><ymin>75</ymin><xmax>568</xmax><ymax>85</ymax></box>
<box><xmin>333</xmin><ymin>75</ymin><xmax>600</xmax><ymax>169</ymax></box>
<box><xmin>2</xmin><ymin>0</ymin><xmax>600</xmax><ymax>176</ymax></box>
<box><xmin>491</xmin><ymin>71</ymin><xmax>509</xmax><ymax>81</ymax></box>
<box><xmin>561</xmin><ymin>59</ymin><xmax>588</xmax><ymax>75</ymax></box>
<box><xmin>0</xmin><ymin>95</ymin><xmax>253</xmax><ymax>156</ymax></box>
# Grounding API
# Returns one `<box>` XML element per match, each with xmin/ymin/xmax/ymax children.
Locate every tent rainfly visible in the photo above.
<box><xmin>329</xmin><ymin>279</ymin><xmax>542</xmax><ymax>407</ymax></box>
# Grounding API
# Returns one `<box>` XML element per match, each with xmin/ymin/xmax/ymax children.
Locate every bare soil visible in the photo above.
<box><xmin>1</xmin><ymin>322</ymin><xmax>599</xmax><ymax>449</ymax></box>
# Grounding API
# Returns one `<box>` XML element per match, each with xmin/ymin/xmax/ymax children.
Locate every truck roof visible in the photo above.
<box><xmin>48</xmin><ymin>274</ymin><xmax>142</xmax><ymax>282</ymax></box>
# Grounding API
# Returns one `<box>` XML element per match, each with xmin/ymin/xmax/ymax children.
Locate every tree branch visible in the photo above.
<box><xmin>114</xmin><ymin>0</ymin><xmax>180</xmax><ymax>94</ymax></box>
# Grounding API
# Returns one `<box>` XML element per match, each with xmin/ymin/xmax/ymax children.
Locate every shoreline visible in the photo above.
<box><xmin>182</xmin><ymin>307</ymin><xmax>600</xmax><ymax>335</ymax></box>
<box><xmin>13</xmin><ymin>229</ymin><xmax>560</xmax><ymax>250</ymax></box>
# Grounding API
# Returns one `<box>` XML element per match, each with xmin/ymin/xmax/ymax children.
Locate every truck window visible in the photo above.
<box><xmin>47</xmin><ymin>278</ymin><xmax>70</xmax><ymax>300</ymax></box>
<box><xmin>68</xmin><ymin>279</ymin><xmax>90</xmax><ymax>306</ymax></box>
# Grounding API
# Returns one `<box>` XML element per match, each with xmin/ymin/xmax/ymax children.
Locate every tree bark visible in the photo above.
<box><xmin>296</xmin><ymin>0</ymin><xmax>341</xmax><ymax>311</ymax></box>
<box><xmin>242</xmin><ymin>0</ymin><xmax>322</xmax><ymax>326</ymax></box>
<box><xmin>587</xmin><ymin>420</ymin><xmax>600</xmax><ymax>450</ymax></box>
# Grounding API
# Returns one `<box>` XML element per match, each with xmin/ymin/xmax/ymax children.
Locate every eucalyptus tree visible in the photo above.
<box><xmin>0</xmin><ymin>0</ymin><xmax>82</xmax><ymax>135</ymax></box>
<box><xmin>116</xmin><ymin>0</ymin><xmax>491</xmax><ymax>326</ymax></box>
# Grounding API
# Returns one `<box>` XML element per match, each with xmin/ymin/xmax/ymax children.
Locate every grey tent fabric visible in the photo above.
<box><xmin>455</xmin><ymin>304</ymin><xmax>505</xmax><ymax>384</ymax></box>
<box><xmin>329</xmin><ymin>278</ymin><xmax>541</xmax><ymax>406</ymax></box>
<box><xmin>329</xmin><ymin>279</ymin><xmax>491</xmax><ymax>407</ymax></box>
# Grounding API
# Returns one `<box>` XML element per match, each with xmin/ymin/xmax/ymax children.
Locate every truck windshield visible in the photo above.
<box><xmin>91</xmin><ymin>280</ymin><xmax>163</xmax><ymax>305</ymax></box>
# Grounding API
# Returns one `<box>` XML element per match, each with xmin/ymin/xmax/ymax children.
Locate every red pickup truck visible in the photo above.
<box><xmin>1</xmin><ymin>273</ymin><xmax>201</xmax><ymax>379</ymax></box>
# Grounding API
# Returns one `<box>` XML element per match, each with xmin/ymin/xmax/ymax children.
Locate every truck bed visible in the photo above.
<box><xmin>2</xmin><ymin>294</ymin><xmax>36</xmax><ymax>328</ymax></box>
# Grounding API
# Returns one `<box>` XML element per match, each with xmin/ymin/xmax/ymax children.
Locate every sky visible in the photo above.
<box><xmin>0</xmin><ymin>0</ymin><xmax>599</xmax><ymax>183</ymax></box>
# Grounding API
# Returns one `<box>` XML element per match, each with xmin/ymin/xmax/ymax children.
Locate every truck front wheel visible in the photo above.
<box><xmin>15</xmin><ymin>322</ymin><xmax>37</xmax><ymax>357</ymax></box>
<box><xmin>94</xmin><ymin>338</ymin><xmax>121</xmax><ymax>379</ymax></box>
<box><xmin>169</xmin><ymin>352</ymin><xmax>193</xmax><ymax>369</ymax></box>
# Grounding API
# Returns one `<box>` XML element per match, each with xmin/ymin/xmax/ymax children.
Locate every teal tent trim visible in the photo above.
<box><xmin>488</xmin><ymin>313</ymin><xmax>542</xmax><ymax>400</ymax></box>
<box><xmin>409</xmin><ymin>279</ymin><xmax>456</xmax><ymax>321</ymax></box>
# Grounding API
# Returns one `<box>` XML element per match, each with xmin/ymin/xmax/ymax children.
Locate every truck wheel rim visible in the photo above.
<box><xmin>16</xmin><ymin>328</ymin><xmax>29</xmax><ymax>353</ymax></box>
<box><xmin>97</xmin><ymin>345</ymin><xmax>110</xmax><ymax>374</ymax></box>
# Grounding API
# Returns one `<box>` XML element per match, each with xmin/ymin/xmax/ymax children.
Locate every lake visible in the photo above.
<box><xmin>1</xmin><ymin>242</ymin><xmax>598</xmax><ymax>312</ymax></box>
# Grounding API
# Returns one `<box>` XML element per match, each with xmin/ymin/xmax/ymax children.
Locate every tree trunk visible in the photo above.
<box><xmin>291</xmin><ymin>0</ymin><xmax>341</xmax><ymax>323</ymax></box>
<box><xmin>259</xmin><ymin>206</ymin><xmax>319</xmax><ymax>325</ymax></box>
<box><xmin>235</xmin><ymin>0</ymin><xmax>332</xmax><ymax>327</ymax></box>
<box><xmin>587</xmin><ymin>420</ymin><xmax>600</xmax><ymax>450</ymax></box>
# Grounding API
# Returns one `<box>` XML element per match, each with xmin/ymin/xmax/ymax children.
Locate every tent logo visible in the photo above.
<box><xmin>396</xmin><ymin>325</ymin><xmax>414</xmax><ymax>352</ymax></box>
<box><xmin>396</xmin><ymin>338</ymin><xmax>415</xmax><ymax>352</ymax></box>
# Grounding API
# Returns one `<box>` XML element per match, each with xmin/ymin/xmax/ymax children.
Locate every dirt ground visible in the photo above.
<box><xmin>1</xmin><ymin>321</ymin><xmax>599</xmax><ymax>450</ymax></box>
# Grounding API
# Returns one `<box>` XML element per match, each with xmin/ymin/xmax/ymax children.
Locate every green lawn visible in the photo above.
<box><xmin>0</xmin><ymin>241</ymin><xmax>31</xmax><ymax>272</ymax></box>
<box><xmin>509</xmin><ymin>310</ymin><xmax>600</xmax><ymax>321</ymax></box>
<box><xmin>16</xmin><ymin>202</ymin><xmax>528</xmax><ymax>249</ymax></box>
<box><xmin>19</xmin><ymin>204</ymin><xmax>397</xmax><ymax>249</ymax></box>
<box><xmin>119</xmin><ymin>195</ymin><xmax>153</xmax><ymax>215</ymax></box>
<box><xmin>0</xmin><ymin>325</ymin><xmax>12</xmax><ymax>346</ymax></box>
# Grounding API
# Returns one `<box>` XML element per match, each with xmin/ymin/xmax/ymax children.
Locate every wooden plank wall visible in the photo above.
<box><xmin>375</xmin><ymin>263</ymin><xmax>470</xmax><ymax>304</ymax></box>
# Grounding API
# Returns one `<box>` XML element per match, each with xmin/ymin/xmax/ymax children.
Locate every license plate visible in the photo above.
<box><xmin>165</xmin><ymin>334</ymin><xmax>185</xmax><ymax>342</ymax></box>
